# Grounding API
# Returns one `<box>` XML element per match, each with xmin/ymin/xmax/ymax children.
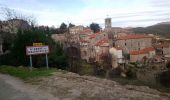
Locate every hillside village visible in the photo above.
<box><xmin>1</xmin><ymin>18</ymin><xmax>170</xmax><ymax>72</ymax></box>
<box><xmin>52</xmin><ymin>18</ymin><xmax>170</xmax><ymax>72</ymax></box>
<box><xmin>1</xmin><ymin>14</ymin><xmax>170</xmax><ymax>100</ymax></box>
<box><xmin>0</xmin><ymin>17</ymin><xmax>170</xmax><ymax>85</ymax></box>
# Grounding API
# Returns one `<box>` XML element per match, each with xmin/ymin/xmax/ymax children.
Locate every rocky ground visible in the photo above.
<box><xmin>1</xmin><ymin>71</ymin><xmax>170</xmax><ymax>100</ymax></box>
<box><xmin>37</xmin><ymin>72</ymin><xmax>170</xmax><ymax>100</ymax></box>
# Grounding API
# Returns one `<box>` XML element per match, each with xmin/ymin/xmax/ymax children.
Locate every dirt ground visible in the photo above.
<box><xmin>0</xmin><ymin>74</ymin><xmax>57</xmax><ymax>100</ymax></box>
<box><xmin>37</xmin><ymin>72</ymin><xmax>170</xmax><ymax>100</ymax></box>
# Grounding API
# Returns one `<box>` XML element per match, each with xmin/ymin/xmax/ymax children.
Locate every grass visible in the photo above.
<box><xmin>0</xmin><ymin>65</ymin><xmax>57</xmax><ymax>80</ymax></box>
<box><xmin>110</xmin><ymin>77</ymin><xmax>170</xmax><ymax>93</ymax></box>
<box><xmin>79</xmin><ymin>62</ymin><xmax>94</xmax><ymax>75</ymax></box>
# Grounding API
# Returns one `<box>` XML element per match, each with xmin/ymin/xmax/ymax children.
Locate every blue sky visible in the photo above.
<box><xmin>0</xmin><ymin>0</ymin><xmax>170</xmax><ymax>28</ymax></box>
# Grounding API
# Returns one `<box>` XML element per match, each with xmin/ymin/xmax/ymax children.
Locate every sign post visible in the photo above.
<box><xmin>29</xmin><ymin>55</ymin><xmax>33</xmax><ymax>70</ymax></box>
<box><xmin>45</xmin><ymin>54</ymin><xmax>49</xmax><ymax>69</ymax></box>
<box><xmin>26</xmin><ymin>45</ymin><xmax>49</xmax><ymax>69</ymax></box>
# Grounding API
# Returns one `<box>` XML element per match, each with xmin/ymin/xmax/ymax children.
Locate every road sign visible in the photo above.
<box><xmin>26</xmin><ymin>45</ymin><xmax>49</xmax><ymax>69</ymax></box>
<box><xmin>33</xmin><ymin>43</ymin><xmax>43</xmax><ymax>46</ymax></box>
<box><xmin>26</xmin><ymin>46</ymin><xmax>49</xmax><ymax>55</ymax></box>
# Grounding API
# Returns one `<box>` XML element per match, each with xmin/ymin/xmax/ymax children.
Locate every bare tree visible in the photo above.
<box><xmin>0</xmin><ymin>6</ymin><xmax>37</xmax><ymax>26</ymax></box>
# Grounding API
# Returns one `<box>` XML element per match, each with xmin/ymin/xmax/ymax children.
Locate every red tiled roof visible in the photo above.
<box><xmin>130</xmin><ymin>47</ymin><xmax>155</xmax><ymax>55</ymax></box>
<box><xmin>95</xmin><ymin>38</ymin><xmax>109</xmax><ymax>46</ymax></box>
<box><xmin>130</xmin><ymin>50</ymin><xmax>146</xmax><ymax>55</ymax></box>
<box><xmin>116</xmin><ymin>35</ymin><xmax>150</xmax><ymax>40</ymax></box>
<box><xmin>142</xmin><ymin>47</ymin><xmax>155</xmax><ymax>51</ymax></box>
<box><xmin>89</xmin><ymin>32</ymin><xmax>102</xmax><ymax>39</ymax></box>
<box><xmin>114</xmin><ymin>46</ymin><xmax>123</xmax><ymax>50</ymax></box>
<box><xmin>80</xmin><ymin>28</ymin><xmax>92</xmax><ymax>34</ymax></box>
<box><xmin>154</xmin><ymin>44</ymin><xmax>170</xmax><ymax>48</ymax></box>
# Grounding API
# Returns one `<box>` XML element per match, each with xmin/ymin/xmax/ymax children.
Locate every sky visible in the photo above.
<box><xmin>0</xmin><ymin>0</ymin><xmax>170</xmax><ymax>28</ymax></box>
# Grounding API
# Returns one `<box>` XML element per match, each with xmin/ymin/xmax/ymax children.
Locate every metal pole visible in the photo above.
<box><xmin>29</xmin><ymin>55</ymin><xmax>33</xmax><ymax>70</ymax></box>
<box><xmin>45</xmin><ymin>54</ymin><xmax>49</xmax><ymax>69</ymax></box>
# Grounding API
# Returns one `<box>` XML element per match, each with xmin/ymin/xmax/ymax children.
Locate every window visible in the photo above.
<box><xmin>138</xmin><ymin>42</ymin><xmax>140</xmax><ymax>46</ymax></box>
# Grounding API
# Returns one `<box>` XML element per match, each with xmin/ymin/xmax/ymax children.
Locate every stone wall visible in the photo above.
<box><xmin>115</xmin><ymin>38</ymin><xmax>152</xmax><ymax>53</ymax></box>
<box><xmin>130</xmin><ymin>54</ymin><xmax>148</xmax><ymax>62</ymax></box>
<box><xmin>163</xmin><ymin>47</ymin><xmax>170</xmax><ymax>57</ymax></box>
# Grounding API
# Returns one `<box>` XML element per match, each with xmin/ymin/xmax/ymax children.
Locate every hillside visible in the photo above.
<box><xmin>38</xmin><ymin>72</ymin><xmax>170</xmax><ymax>100</ymax></box>
<box><xmin>132</xmin><ymin>22</ymin><xmax>170</xmax><ymax>38</ymax></box>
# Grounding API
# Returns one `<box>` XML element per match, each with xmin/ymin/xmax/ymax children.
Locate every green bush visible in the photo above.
<box><xmin>2</xmin><ymin>29</ymin><xmax>68</xmax><ymax>69</ymax></box>
<box><xmin>158</xmin><ymin>70</ymin><xmax>170</xmax><ymax>87</ymax></box>
<box><xmin>0</xmin><ymin>65</ymin><xmax>56</xmax><ymax>80</ymax></box>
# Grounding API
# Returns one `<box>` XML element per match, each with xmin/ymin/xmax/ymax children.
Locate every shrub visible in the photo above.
<box><xmin>158</xmin><ymin>70</ymin><xmax>170</xmax><ymax>87</ymax></box>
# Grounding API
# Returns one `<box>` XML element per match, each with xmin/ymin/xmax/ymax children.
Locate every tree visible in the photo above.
<box><xmin>10</xmin><ymin>29</ymin><xmax>68</xmax><ymax>68</ymax></box>
<box><xmin>69</xmin><ymin>23</ymin><xmax>75</xmax><ymax>28</ymax></box>
<box><xmin>0</xmin><ymin>7</ymin><xmax>37</xmax><ymax>27</ymax></box>
<box><xmin>90</xmin><ymin>23</ymin><xmax>101</xmax><ymax>33</ymax></box>
<box><xmin>0</xmin><ymin>32</ymin><xmax>15</xmax><ymax>53</ymax></box>
<box><xmin>59</xmin><ymin>22</ymin><xmax>67</xmax><ymax>33</ymax></box>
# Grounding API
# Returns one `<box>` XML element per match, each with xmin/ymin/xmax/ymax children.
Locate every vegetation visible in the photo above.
<box><xmin>157</xmin><ymin>62</ymin><xmax>170</xmax><ymax>87</ymax></box>
<box><xmin>0</xmin><ymin>32</ymin><xmax>16</xmax><ymax>53</ymax></box>
<box><xmin>0</xmin><ymin>65</ymin><xmax>56</xmax><ymax>80</ymax></box>
<box><xmin>59</xmin><ymin>22</ymin><xmax>68</xmax><ymax>33</ymax></box>
<box><xmin>0</xmin><ymin>29</ymin><xmax>68</xmax><ymax>69</ymax></box>
<box><xmin>90</xmin><ymin>23</ymin><xmax>101</xmax><ymax>33</ymax></box>
<box><xmin>79</xmin><ymin>61</ymin><xmax>94</xmax><ymax>75</ymax></box>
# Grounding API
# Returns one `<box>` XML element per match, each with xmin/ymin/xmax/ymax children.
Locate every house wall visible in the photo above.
<box><xmin>163</xmin><ymin>47</ymin><xmax>170</xmax><ymax>56</ymax></box>
<box><xmin>94</xmin><ymin>45</ymin><xmax>109</xmax><ymax>62</ymax></box>
<box><xmin>80</xmin><ymin>43</ymin><xmax>89</xmax><ymax>61</ymax></box>
<box><xmin>115</xmin><ymin>38</ymin><xmax>152</xmax><ymax>53</ymax></box>
<box><xmin>69</xmin><ymin>26</ymin><xmax>84</xmax><ymax>34</ymax></box>
<box><xmin>130</xmin><ymin>53</ymin><xmax>148</xmax><ymax>62</ymax></box>
<box><xmin>149</xmin><ymin>51</ymin><xmax>156</xmax><ymax>58</ymax></box>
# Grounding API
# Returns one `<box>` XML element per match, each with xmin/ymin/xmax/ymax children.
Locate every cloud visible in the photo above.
<box><xmin>0</xmin><ymin>0</ymin><xmax>170</xmax><ymax>27</ymax></box>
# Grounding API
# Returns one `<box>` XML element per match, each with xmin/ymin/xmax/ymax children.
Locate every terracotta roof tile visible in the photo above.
<box><xmin>89</xmin><ymin>32</ymin><xmax>102</xmax><ymax>39</ymax></box>
<box><xmin>80</xmin><ymin>28</ymin><xmax>92</xmax><ymax>34</ymax></box>
<box><xmin>114</xmin><ymin>46</ymin><xmax>123</xmax><ymax>50</ymax></box>
<box><xmin>154</xmin><ymin>44</ymin><xmax>170</xmax><ymax>48</ymax></box>
<box><xmin>130</xmin><ymin>47</ymin><xmax>155</xmax><ymax>55</ymax></box>
<box><xmin>95</xmin><ymin>38</ymin><xmax>109</xmax><ymax>46</ymax></box>
<box><xmin>116</xmin><ymin>35</ymin><xmax>150</xmax><ymax>40</ymax></box>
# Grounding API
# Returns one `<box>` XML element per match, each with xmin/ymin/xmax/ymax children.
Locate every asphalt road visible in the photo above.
<box><xmin>0</xmin><ymin>74</ymin><xmax>57</xmax><ymax>100</ymax></box>
<box><xmin>0</xmin><ymin>79</ymin><xmax>32</xmax><ymax>100</ymax></box>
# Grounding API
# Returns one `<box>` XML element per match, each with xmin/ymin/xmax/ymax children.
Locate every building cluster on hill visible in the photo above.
<box><xmin>52</xmin><ymin>18</ymin><xmax>170</xmax><ymax>69</ymax></box>
<box><xmin>0</xmin><ymin>18</ymin><xmax>170</xmax><ymax>69</ymax></box>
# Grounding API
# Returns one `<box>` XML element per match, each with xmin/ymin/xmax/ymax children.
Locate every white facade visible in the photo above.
<box><xmin>109</xmin><ymin>47</ymin><xmax>124</xmax><ymax>68</ymax></box>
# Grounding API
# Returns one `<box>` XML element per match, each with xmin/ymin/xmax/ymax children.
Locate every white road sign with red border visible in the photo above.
<box><xmin>26</xmin><ymin>46</ymin><xmax>49</xmax><ymax>55</ymax></box>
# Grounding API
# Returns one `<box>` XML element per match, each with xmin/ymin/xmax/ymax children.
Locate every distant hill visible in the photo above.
<box><xmin>132</xmin><ymin>22</ymin><xmax>170</xmax><ymax>38</ymax></box>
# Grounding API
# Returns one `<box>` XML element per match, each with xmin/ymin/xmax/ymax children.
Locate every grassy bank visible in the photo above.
<box><xmin>0</xmin><ymin>65</ymin><xmax>57</xmax><ymax>80</ymax></box>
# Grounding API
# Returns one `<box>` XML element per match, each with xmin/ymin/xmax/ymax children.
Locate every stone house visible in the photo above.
<box><xmin>154</xmin><ymin>44</ymin><xmax>170</xmax><ymax>57</ymax></box>
<box><xmin>129</xmin><ymin>47</ymin><xmax>156</xmax><ymax>62</ymax></box>
<box><xmin>51</xmin><ymin>34</ymin><xmax>66</xmax><ymax>44</ymax></box>
<box><xmin>94</xmin><ymin>38</ymin><xmax>109</xmax><ymax>62</ymax></box>
<box><xmin>80</xmin><ymin>40</ymin><xmax>89</xmax><ymax>61</ymax></box>
<box><xmin>109</xmin><ymin>46</ymin><xmax>124</xmax><ymax>68</ymax></box>
<box><xmin>114</xmin><ymin>35</ymin><xmax>153</xmax><ymax>54</ymax></box>
<box><xmin>69</xmin><ymin>25</ymin><xmax>84</xmax><ymax>34</ymax></box>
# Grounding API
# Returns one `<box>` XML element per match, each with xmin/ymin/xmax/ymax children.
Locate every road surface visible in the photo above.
<box><xmin>0</xmin><ymin>74</ymin><xmax>57</xmax><ymax>100</ymax></box>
